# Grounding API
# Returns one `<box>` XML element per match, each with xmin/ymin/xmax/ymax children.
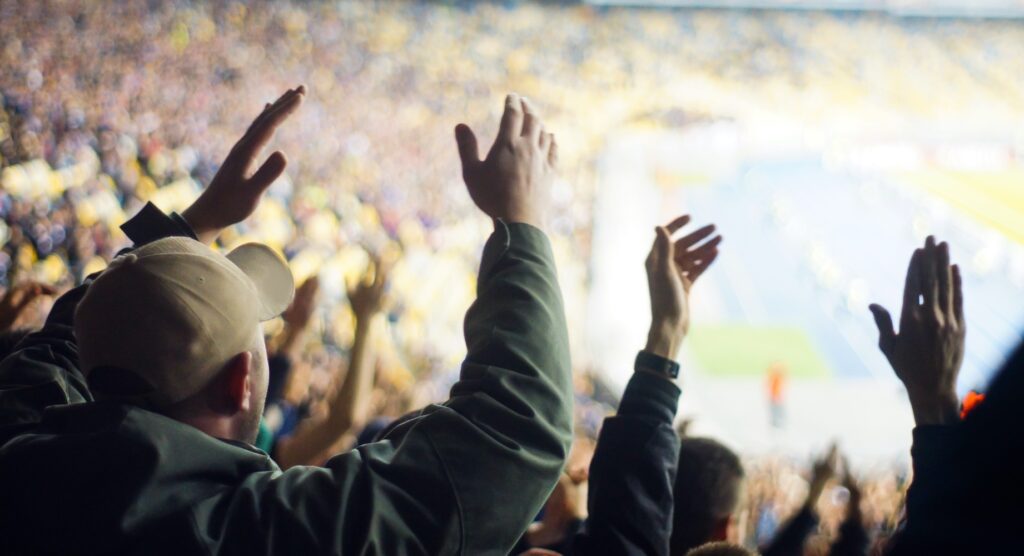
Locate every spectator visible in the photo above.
<box><xmin>515</xmin><ymin>215</ymin><xmax>722</xmax><ymax>555</ymax></box>
<box><xmin>0</xmin><ymin>90</ymin><xmax>574</xmax><ymax>555</ymax></box>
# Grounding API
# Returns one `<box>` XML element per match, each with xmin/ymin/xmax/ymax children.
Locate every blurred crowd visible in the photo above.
<box><xmin>2</xmin><ymin>1</ymin><xmax>1022</xmax><ymax>553</ymax></box>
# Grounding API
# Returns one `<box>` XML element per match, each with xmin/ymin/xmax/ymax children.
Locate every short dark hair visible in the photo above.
<box><xmin>671</xmin><ymin>437</ymin><xmax>745</xmax><ymax>556</ymax></box>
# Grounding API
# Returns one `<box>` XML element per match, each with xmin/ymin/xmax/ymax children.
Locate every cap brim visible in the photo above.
<box><xmin>226</xmin><ymin>243</ymin><xmax>295</xmax><ymax>321</ymax></box>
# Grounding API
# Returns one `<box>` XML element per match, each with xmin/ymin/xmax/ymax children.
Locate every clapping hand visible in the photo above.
<box><xmin>644</xmin><ymin>215</ymin><xmax>722</xmax><ymax>360</ymax></box>
<box><xmin>183</xmin><ymin>86</ymin><xmax>306</xmax><ymax>244</ymax></box>
<box><xmin>455</xmin><ymin>94</ymin><xmax>557</xmax><ymax>229</ymax></box>
<box><xmin>869</xmin><ymin>236</ymin><xmax>964</xmax><ymax>425</ymax></box>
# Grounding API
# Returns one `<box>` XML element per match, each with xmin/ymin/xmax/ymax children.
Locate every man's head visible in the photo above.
<box><xmin>75</xmin><ymin>237</ymin><xmax>293</xmax><ymax>444</ymax></box>
<box><xmin>671</xmin><ymin>437</ymin><xmax>746</xmax><ymax>556</ymax></box>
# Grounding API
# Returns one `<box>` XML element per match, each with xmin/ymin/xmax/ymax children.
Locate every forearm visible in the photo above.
<box><xmin>430</xmin><ymin>221</ymin><xmax>573</xmax><ymax>552</ymax></box>
<box><xmin>273</xmin><ymin>323</ymin><xmax>308</xmax><ymax>360</ymax></box>
<box><xmin>329</xmin><ymin>316</ymin><xmax>376</xmax><ymax>440</ymax></box>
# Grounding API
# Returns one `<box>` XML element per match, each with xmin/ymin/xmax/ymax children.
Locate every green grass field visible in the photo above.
<box><xmin>687</xmin><ymin>325</ymin><xmax>832</xmax><ymax>379</ymax></box>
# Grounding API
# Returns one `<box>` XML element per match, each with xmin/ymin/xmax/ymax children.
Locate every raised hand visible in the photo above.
<box><xmin>0</xmin><ymin>282</ymin><xmax>57</xmax><ymax>332</ymax></box>
<box><xmin>808</xmin><ymin>443</ymin><xmax>840</xmax><ymax>502</ymax></box>
<box><xmin>348</xmin><ymin>257</ymin><xmax>390</xmax><ymax>321</ymax></box>
<box><xmin>454</xmin><ymin>93</ymin><xmax>557</xmax><ymax>228</ymax></box>
<box><xmin>282</xmin><ymin>276</ymin><xmax>320</xmax><ymax>331</ymax></box>
<box><xmin>869</xmin><ymin>236</ymin><xmax>964</xmax><ymax>425</ymax></box>
<box><xmin>182</xmin><ymin>85</ymin><xmax>306</xmax><ymax>244</ymax></box>
<box><xmin>644</xmin><ymin>215</ymin><xmax>722</xmax><ymax>360</ymax></box>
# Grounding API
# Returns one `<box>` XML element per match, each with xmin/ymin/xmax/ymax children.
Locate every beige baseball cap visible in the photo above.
<box><xmin>75</xmin><ymin>236</ymin><xmax>295</xmax><ymax>408</ymax></box>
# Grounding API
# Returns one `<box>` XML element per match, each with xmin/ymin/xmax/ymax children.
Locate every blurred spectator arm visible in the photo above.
<box><xmin>828</xmin><ymin>463</ymin><xmax>869</xmax><ymax>556</ymax></box>
<box><xmin>762</xmin><ymin>445</ymin><xmax>838</xmax><ymax>556</ymax></box>
<box><xmin>274</xmin><ymin>269</ymin><xmax>384</xmax><ymax>469</ymax></box>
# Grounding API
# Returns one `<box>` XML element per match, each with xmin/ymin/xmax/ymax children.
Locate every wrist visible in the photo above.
<box><xmin>181</xmin><ymin>205</ymin><xmax>219</xmax><ymax>244</ymax></box>
<box><xmin>646</xmin><ymin>324</ymin><xmax>683</xmax><ymax>361</ymax></box>
<box><xmin>907</xmin><ymin>389</ymin><xmax>960</xmax><ymax>426</ymax></box>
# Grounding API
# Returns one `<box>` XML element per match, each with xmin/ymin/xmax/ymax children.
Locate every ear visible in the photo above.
<box><xmin>220</xmin><ymin>351</ymin><xmax>253</xmax><ymax>414</ymax></box>
<box><xmin>711</xmin><ymin>516</ymin><xmax>731</xmax><ymax>541</ymax></box>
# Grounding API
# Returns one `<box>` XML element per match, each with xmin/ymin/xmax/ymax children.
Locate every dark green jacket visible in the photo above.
<box><xmin>0</xmin><ymin>206</ymin><xmax>573</xmax><ymax>555</ymax></box>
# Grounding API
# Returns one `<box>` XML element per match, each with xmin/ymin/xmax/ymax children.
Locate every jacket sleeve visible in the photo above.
<box><xmin>572</xmin><ymin>371</ymin><xmax>682</xmax><ymax>556</ymax></box>
<box><xmin>0</xmin><ymin>202</ymin><xmax>195</xmax><ymax>440</ymax></box>
<box><xmin>886</xmin><ymin>425</ymin><xmax>965</xmax><ymax>552</ymax></box>
<box><xmin>192</xmin><ymin>221</ymin><xmax>574</xmax><ymax>555</ymax></box>
<box><xmin>761</xmin><ymin>506</ymin><xmax>818</xmax><ymax>556</ymax></box>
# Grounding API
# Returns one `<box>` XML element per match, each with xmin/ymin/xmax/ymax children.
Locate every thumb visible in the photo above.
<box><xmin>249</xmin><ymin>151</ymin><xmax>288</xmax><ymax>192</ymax></box>
<box><xmin>454</xmin><ymin>124</ymin><xmax>480</xmax><ymax>174</ymax></box>
<box><xmin>868</xmin><ymin>304</ymin><xmax>896</xmax><ymax>353</ymax></box>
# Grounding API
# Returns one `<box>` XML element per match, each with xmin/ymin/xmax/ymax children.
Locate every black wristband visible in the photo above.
<box><xmin>635</xmin><ymin>350</ymin><xmax>680</xmax><ymax>379</ymax></box>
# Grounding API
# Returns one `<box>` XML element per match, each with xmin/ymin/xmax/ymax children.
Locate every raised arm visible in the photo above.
<box><xmin>829</xmin><ymin>462</ymin><xmax>869</xmax><ymax>556</ymax></box>
<box><xmin>574</xmin><ymin>216</ymin><xmax>721</xmax><ymax>556</ymax></box>
<box><xmin>196</xmin><ymin>94</ymin><xmax>572</xmax><ymax>554</ymax></box>
<box><xmin>868</xmin><ymin>237</ymin><xmax>968</xmax><ymax>552</ymax></box>
<box><xmin>762</xmin><ymin>445</ymin><xmax>839</xmax><ymax>556</ymax></box>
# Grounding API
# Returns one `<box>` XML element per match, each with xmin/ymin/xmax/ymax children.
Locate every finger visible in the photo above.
<box><xmin>676</xmin><ymin>235</ymin><xmax>722</xmax><ymax>264</ymax></box>
<box><xmin>665</xmin><ymin>215</ymin><xmax>691</xmax><ymax>234</ymax></box>
<box><xmin>454</xmin><ymin>124</ymin><xmax>481</xmax><ymax>173</ymax></box>
<box><xmin>247</xmin><ymin>151</ymin><xmax>288</xmax><ymax>192</ymax></box>
<box><xmin>245</xmin><ymin>87</ymin><xmax>299</xmax><ymax>138</ymax></box>
<box><xmin>521</xmin><ymin>98</ymin><xmax>541</xmax><ymax>142</ymax></box>
<box><xmin>645</xmin><ymin>229</ymin><xmax>661</xmax><ymax>271</ymax></box>
<box><xmin>686</xmin><ymin>249</ymin><xmax>718</xmax><ymax>283</ymax></box>
<box><xmin>242</xmin><ymin>87</ymin><xmax>305</xmax><ymax>156</ymax></box>
<box><xmin>548</xmin><ymin>135</ymin><xmax>559</xmax><ymax>167</ymax></box>
<box><xmin>952</xmin><ymin>264</ymin><xmax>964</xmax><ymax>325</ymax></box>
<box><xmin>373</xmin><ymin>259</ymin><xmax>390</xmax><ymax>290</ymax></box>
<box><xmin>674</xmin><ymin>224</ymin><xmax>716</xmax><ymax>251</ymax></box>
<box><xmin>498</xmin><ymin>93</ymin><xmax>524</xmax><ymax>143</ymax></box>
<box><xmin>922</xmin><ymin>236</ymin><xmax>938</xmax><ymax>312</ymax></box>
<box><xmin>901</xmin><ymin>249</ymin><xmax>923</xmax><ymax>320</ymax></box>
<box><xmin>539</xmin><ymin>131</ymin><xmax>552</xmax><ymax>153</ymax></box>
<box><xmin>655</xmin><ymin>226</ymin><xmax>674</xmax><ymax>271</ymax></box>
<box><xmin>936</xmin><ymin>242</ymin><xmax>952</xmax><ymax>319</ymax></box>
<box><xmin>869</xmin><ymin>304</ymin><xmax>896</xmax><ymax>354</ymax></box>
<box><xmin>827</xmin><ymin>443</ymin><xmax>840</xmax><ymax>467</ymax></box>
